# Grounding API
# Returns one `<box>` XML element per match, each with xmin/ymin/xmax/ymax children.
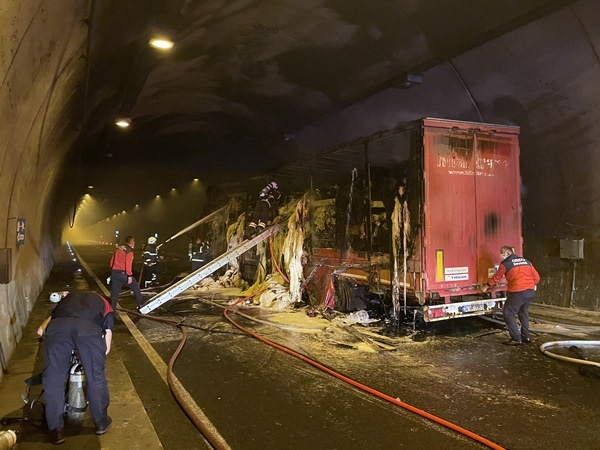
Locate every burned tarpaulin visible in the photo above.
<box><xmin>205</xmin><ymin>118</ymin><xmax>521</xmax><ymax>325</ymax></box>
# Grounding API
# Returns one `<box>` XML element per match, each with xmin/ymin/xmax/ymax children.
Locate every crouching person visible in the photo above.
<box><xmin>41</xmin><ymin>290</ymin><xmax>114</xmax><ymax>445</ymax></box>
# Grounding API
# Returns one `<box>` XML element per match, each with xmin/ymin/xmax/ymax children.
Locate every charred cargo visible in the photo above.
<box><xmin>209</xmin><ymin>118</ymin><xmax>521</xmax><ymax>323</ymax></box>
<box><xmin>298</xmin><ymin>118</ymin><xmax>521</xmax><ymax>322</ymax></box>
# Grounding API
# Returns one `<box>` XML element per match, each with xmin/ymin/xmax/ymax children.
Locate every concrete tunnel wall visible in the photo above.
<box><xmin>0</xmin><ymin>0</ymin><xmax>88</xmax><ymax>374</ymax></box>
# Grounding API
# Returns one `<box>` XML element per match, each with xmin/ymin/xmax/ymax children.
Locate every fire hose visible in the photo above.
<box><xmin>539</xmin><ymin>340</ymin><xmax>600</xmax><ymax>367</ymax></box>
<box><xmin>104</xmin><ymin>229</ymin><xmax>507</xmax><ymax>448</ymax></box>
<box><xmin>223</xmin><ymin>292</ymin><xmax>506</xmax><ymax>450</ymax></box>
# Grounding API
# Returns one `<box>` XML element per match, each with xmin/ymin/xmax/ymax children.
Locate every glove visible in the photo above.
<box><xmin>244</xmin><ymin>226</ymin><xmax>255</xmax><ymax>240</ymax></box>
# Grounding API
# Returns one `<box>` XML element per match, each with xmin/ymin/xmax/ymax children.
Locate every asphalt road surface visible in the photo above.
<box><xmin>65</xmin><ymin>244</ymin><xmax>600</xmax><ymax>449</ymax></box>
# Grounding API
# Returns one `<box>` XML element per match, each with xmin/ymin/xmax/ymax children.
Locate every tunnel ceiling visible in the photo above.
<box><xmin>78</xmin><ymin>0</ymin><xmax>573</xmax><ymax>199</ymax></box>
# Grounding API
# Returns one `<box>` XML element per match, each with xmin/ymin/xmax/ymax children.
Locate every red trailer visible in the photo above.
<box><xmin>412</xmin><ymin>118</ymin><xmax>521</xmax><ymax>320</ymax></box>
<box><xmin>300</xmin><ymin>118</ymin><xmax>522</xmax><ymax>322</ymax></box>
<box><xmin>210</xmin><ymin>118</ymin><xmax>522</xmax><ymax>323</ymax></box>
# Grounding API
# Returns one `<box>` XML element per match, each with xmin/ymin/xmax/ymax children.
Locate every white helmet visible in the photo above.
<box><xmin>147</xmin><ymin>236</ymin><xmax>157</xmax><ymax>245</ymax></box>
<box><xmin>49</xmin><ymin>292</ymin><xmax>62</xmax><ymax>303</ymax></box>
<box><xmin>268</xmin><ymin>181</ymin><xmax>278</xmax><ymax>190</ymax></box>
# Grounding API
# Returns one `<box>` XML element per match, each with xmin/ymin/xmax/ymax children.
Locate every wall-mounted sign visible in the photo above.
<box><xmin>16</xmin><ymin>218</ymin><xmax>26</xmax><ymax>245</ymax></box>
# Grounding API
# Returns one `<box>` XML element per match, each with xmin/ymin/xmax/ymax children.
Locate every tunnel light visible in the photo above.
<box><xmin>87</xmin><ymin>185</ymin><xmax>94</xmax><ymax>189</ymax></box>
<box><xmin>115</xmin><ymin>118</ymin><xmax>131</xmax><ymax>128</ymax></box>
<box><xmin>149</xmin><ymin>38</ymin><xmax>174</xmax><ymax>50</ymax></box>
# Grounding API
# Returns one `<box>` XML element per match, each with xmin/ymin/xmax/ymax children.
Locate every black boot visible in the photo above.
<box><xmin>50</xmin><ymin>428</ymin><xmax>65</xmax><ymax>445</ymax></box>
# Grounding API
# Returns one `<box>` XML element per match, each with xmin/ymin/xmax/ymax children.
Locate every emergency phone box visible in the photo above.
<box><xmin>560</xmin><ymin>239</ymin><xmax>584</xmax><ymax>260</ymax></box>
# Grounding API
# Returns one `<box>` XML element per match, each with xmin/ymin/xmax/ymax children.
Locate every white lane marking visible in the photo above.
<box><xmin>74</xmin><ymin>248</ymin><xmax>169</xmax><ymax>381</ymax></box>
<box><xmin>74</xmin><ymin>247</ymin><xmax>231</xmax><ymax>449</ymax></box>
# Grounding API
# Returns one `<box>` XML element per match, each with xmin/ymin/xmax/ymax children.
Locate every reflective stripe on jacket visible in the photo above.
<box><xmin>143</xmin><ymin>244</ymin><xmax>158</xmax><ymax>266</ymax></box>
<box><xmin>489</xmin><ymin>253</ymin><xmax>540</xmax><ymax>292</ymax></box>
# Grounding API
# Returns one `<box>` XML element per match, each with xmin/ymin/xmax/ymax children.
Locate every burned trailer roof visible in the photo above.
<box><xmin>271</xmin><ymin>130</ymin><xmax>407</xmax><ymax>190</ymax></box>
<box><xmin>274</xmin><ymin>146</ymin><xmax>367</xmax><ymax>191</ymax></box>
<box><xmin>253</xmin><ymin>121</ymin><xmax>422</xmax><ymax>194</ymax></box>
<box><xmin>208</xmin><ymin>142</ymin><xmax>369</xmax><ymax>198</ymax></box>
<box><xmin>211</xmin><ymin>117</ymin><xmax>517</xmax><ymax>198</ymax></box>
<box><xmin>268</xmin><ymin>119</ymin><xmax>434</xmax><ymax>190</ymax></box>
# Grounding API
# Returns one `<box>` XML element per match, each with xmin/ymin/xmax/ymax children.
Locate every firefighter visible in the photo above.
<box><xmin>482</xmin><ymin>246</ymin><xmax>540</xmax><ymax>345</ymax></box>
<box><xmin>40</xmin><ymin>290</ymin><xmax>114</xmax><ymax>444</ymax></box>
<box><xmin>188</xmin><ymin>237</ymin><xmax>212</xmax><ymax>271</ymax></box>
<box><xmin>108</xmin><ymin>235</ymin><xmax>144</xmax><ymax>309</ymax></box>
<box><xmin>142</xmin><ymin>236</ymin><xmax>159</xmax><ymax>288</ymax></box>
<box><xmin>245</xmin><ymin>181</ymin><xmax>281</xmax><ymax>238</ymax></box>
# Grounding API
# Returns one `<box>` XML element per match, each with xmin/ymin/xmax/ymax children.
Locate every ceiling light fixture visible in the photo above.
<box><xmin>149</xmin><ymin>37</ymin><xmax>174</xmax><ymax>50</ymax></box>
<box><xmin>115</xmin><ymin>118</ymin><xmax>131</xmax><ymax>128</ymax></box>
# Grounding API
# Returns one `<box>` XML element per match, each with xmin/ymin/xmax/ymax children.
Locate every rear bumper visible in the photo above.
<box><xmin>423</xmin><ymin>297</ymin><xmax>506</xmax><ymax>322</ymax></box>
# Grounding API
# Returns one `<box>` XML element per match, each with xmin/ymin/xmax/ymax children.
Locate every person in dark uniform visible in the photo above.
<box><xmin>40</xmin><ymin>290</ymin><xmax>114</xmax><ymax>445</ymax></box>
<box><xmin>109</xmin><ymin>235</ymin><xmax>144</xmax><ymax>309</ymax></box>
<box><xmin>188</xmin><ymin>237</ymin><xmax>212</xmax><ymax>271</ymax></box>
<box><xmin>142</xmin><ymin>236</ymin><xmax>159</xmax><ymax>288</ymax></box>
<box><xmin>482</xmin><ymin>245</ymin><xmax>541</xmax><ymax>345</ymax></box>
<box><xmin>245</xmin><ymin>181</ymin><xmax>281</xmax><ymax>238</ymax></box>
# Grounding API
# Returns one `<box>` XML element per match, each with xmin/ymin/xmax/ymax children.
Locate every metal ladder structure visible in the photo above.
<box><xmin>139</xmin><ymin>224</ymin><xmax>280</xmax><ymax>314</ymax></box>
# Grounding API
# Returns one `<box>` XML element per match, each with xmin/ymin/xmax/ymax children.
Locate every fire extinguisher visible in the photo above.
<box><xmin>65</xmin><ymin>353</ymin><xmax>87</xmax><ymax>426</ymax></box>
<box><xmin>0</xmin><ymin>430</ymin><xmax>17</xmax><ymax>450</ymax></box>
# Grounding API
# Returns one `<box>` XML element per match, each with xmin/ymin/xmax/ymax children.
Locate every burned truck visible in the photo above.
<box><xmin>286</xmin><ymin>118</ymin><xmax>522</xmax><ymax>322</ymax></box>
<box><xmin>202</xmin><ymin>118</ymin><xmax>522</xmax><ymax>323</ymax></box>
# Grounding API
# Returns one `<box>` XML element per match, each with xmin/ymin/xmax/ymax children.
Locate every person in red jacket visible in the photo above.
<box><xmin>109</xmin><ymin>235</ymin><xmax>144</xmax><ymax>310</ymax></box>
<box><xmin>482</xmin><ymin>245</ymin><xmax>540</xmax><ymax>346</ymax></box>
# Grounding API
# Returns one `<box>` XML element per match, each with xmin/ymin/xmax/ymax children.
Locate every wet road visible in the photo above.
<box><xmin>73</xmin><ymin>243</ymin><xmax>600</xmax><ymax>450</ymax></box>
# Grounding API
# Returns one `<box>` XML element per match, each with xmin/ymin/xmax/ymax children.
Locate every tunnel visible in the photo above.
<box><xmin>1</xmin><ymin>1</ymin><xmax>600</xmax><ymax>448</ymax></box>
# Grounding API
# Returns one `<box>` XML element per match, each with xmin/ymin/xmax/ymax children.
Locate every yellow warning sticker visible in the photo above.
<box><xmin>436</xmin><ymin>250</ymin><xmax>444</xmax><ymax>282</ymax></box>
